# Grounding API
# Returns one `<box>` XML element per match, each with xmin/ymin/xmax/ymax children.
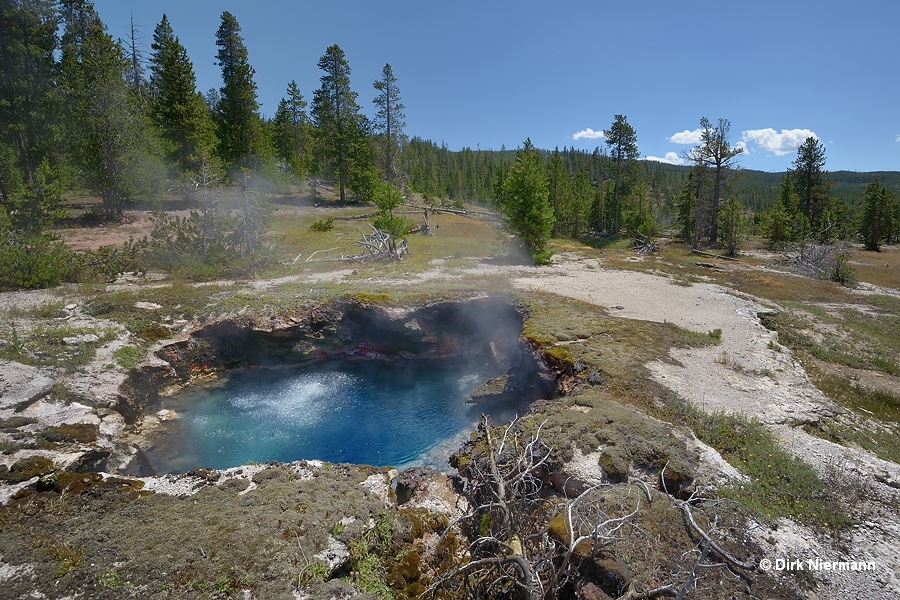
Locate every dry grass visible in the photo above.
<box><xmin>848</xmin><ymin>245</ymin><xmax>900</xmax><ymax>289</ymax></box>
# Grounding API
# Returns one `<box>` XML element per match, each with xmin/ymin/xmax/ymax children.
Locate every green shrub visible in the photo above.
<box><xmin>0</xmin><ymin>234</ymin><xmax>77</xmax><ymax>291</ymax></box>
<box><xmin>78</xmin><ymin>239</ymin><xmax>147</xmax><ymax>282</ymax></box>
<box><xmin>310</xmin><ymin>217</ymin><xmax>334</xmax><ymax>232</ymax></box>
<box><xmin>829</xmin><ymin>252</ymin><xmax>855</xmax><ymax>286</ymax></box>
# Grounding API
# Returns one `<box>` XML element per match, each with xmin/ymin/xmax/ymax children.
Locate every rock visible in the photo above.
<box><xmin>577</xmin><ymin>582</ymin><xmax>613</xmax><ymax>600</ymax></box>
<box><xmin>360</xmin><ymin>472</ymin><xmax>392</xmax><ymax>505</ymax></box>
<box><xmin>313</xmin><ymin>536</ymin><xmax>351</xmax><ymax>577</ymax></box>
<box><xmin>580</xmin><ymin>556</ymin><xmax>633</xmax><ymax>597</ymax></box>
<box><xmin>62</xmin><ymin>333</ymin><xmax>99</xmax><ymax>345</ymax></box>
<box><xmin>0</xmin><ymin>359</ymin><xmax>54</xmax><ymax>410</ymax></box>
<box><xmin>395</xmin><ymin>467</ymin><xmax>435</xmax><ymax>505</ymax></box>
<box><xmin>465</xmin><ymin>373</ymin><xmax>511</xmax><ymax>403</ymax></box>
<box><xmin>156</xmin><ymin>409</ymin><xmax>178</xmax><ymax>421</ymax></box>
<box><xmin>134</xmin><ymin>301</ymin><xmax>162</xmax><ymax>310</ymax></box>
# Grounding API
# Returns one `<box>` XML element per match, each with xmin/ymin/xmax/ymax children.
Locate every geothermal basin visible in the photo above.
<box><xmin>121</xmin><ymin>296</ymin><xmax>555</xmax><ymax>475</ymax></box>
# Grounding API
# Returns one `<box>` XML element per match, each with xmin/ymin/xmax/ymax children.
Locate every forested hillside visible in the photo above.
<box><xmin>2</xmin><ymin>0</ymin><xmax>898</xmax><ymax>288</ymax></box>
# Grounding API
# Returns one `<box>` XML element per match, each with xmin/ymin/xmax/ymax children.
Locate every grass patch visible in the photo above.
<box><xmin>347</xmin><ymin>513</ymin><xmax>394</xmax><ymax>598</ymax></box>
<box><xmin>643</xmin><ymin>390</ymin><xmax>851</xmax><ymax>528</ymax></box>
<box><xmin>666</xmin><ymin>323</ymin><xmax>722</xmax><ymax>347</ymax></box>
<box><xmin>113</xmin><ymin>345</ymin><xmax>145</xmax><ymax>369</ymax></box>
<box><xmin>807</xmin><ymin>417</ymin><xmax>900</xmax><ymax>466</ymax></box>
<box><xmin>760</xmin><ymin>307</ymin><xmax>900</xmax><ymax>377</ymax></box>
<box><xmin>0</xmin><ymin>323</ymin><xmax>114</xmax><ymax>371</ymax></box>
<box><xmin>809</xmin><ymin>367</ymin><xmax>900</xmax><ymax>423</ymax></box>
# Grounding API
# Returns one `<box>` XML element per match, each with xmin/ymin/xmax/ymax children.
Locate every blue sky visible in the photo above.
<box><xmin>93</xmin><ymin>0</ymin><xmax>898</xmax><ymax>173</ymax></box>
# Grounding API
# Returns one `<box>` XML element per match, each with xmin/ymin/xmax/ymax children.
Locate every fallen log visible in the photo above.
<box><xmin>691</xmin><ymin>248</ymin><xmax>738</xmax><ymax>261</ymax></box>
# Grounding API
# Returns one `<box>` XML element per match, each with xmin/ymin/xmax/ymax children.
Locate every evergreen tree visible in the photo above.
<box><xmin>674</xmin><ymin>171</ymin><xmax>699</xmax><ymax>242</ymax></box>
<box><xmin>372</xmin><ymin>180</ymin><xmax>410</xmax><ymax>236</ymax></box>
<box><xmin>570</xmin><ymin>168</ymin><xmax>592</xmax><ymax>238</ymax></box>
<box><xmin>498</xmin><ymin>138</ymin><xmax>554</xmax><ymax>263</ymax></box>
<box><xmin>0</xmin><ymin>0</ymin><xmax>60</xmax><ymax>202</ymax></box>
<box><xmin>859</xmin><ymin>178</ymin><xmax>894</xmax><ymax>251</ymax></box>
<box><xmin>790</xmin><ymin>137</ymin><xmax>832</xmax><ymax>233</ymax></box>
<box><xmin>605</xmin><ymin>114</ymin><xmax>639</xmax><ymax>233</ymax></box>
<box><xmin>764</xmin><ymin>187</ymin><xmax>792</xmax><ymax>249</ymax></box>
<box><xmin>311</xmin><ymin>44</ymin><xmax>372</xmax><ymax>201</ymax></box>
<box><xmin>764</xmin><ymin>174</ymin><xmax>808</xmax><ymax>247</ymax></box>
<box><xmin>60</xmin><ymin>0</ymin><xmax>162</xmax><ymax>220</ymax></box>
<box><xmin>214</xmin><ymin>11</ymin><xmax>267</xmax><ymax>170</ymax></box>
<box><xmin>372</xmin><ymin>63</ymin><xmax>406</xmax><ymax>183</ymax></box>
<box><xmin>686</xmin><ymin>117</ymin><xmax>742</xmax><ymax>246</ymax></box>
<box><xmin>0</xmin><ymin>1</ymin><xmax>77</xmax><ymax>290</ymax></box>
<box><xmin>717</xmin><ymin>196</ymin><xmax>745</xmax><ymax>256</ymax></box>
<box><xmin>622</xmin><ymin>178</ymin><xmax>655</xmax><ymax>236</ymax></box>
<box><xmin>149</xmin><ymin>14</ymin><xmax>216</xmax><ymax>176</ymax></box>
<box><xmin>546</xmin><ymin>148</ymin><xmax>572</xmax><ymax>236</ymax></box>
<box><xmin>272</xmin><ymin>80</ymin><xmax>310</xmax><ymax>180</ymax></box>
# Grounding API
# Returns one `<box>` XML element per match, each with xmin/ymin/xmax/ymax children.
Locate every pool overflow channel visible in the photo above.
<box><xmin>118</xmin><ymin>296</ymin><xmax>559</xmax><ymax>475</ymax></box>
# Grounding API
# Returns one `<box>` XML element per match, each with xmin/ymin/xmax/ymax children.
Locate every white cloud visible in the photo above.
<box><xmin>668</xmin><ymin>128</ymin><xmax>703</xmax><ymax>144</ymax></box>
<box><xmin>573</xmin><ymin>128</ymin><xmax>606</xmax><ymax>140</ymax></box>
<box><xmin>644</xmin><ymin>152</ymin><xmax>685</xmax><ymax>165</ymax></box>
<box><xmin>741</xmin><ymin>128</ymin><xmax>817</xmax><ymax>156</ymax></box>
<box><xmin>735</xmin><ymin>141</ymin><xmax>748</xmax><ymax>154</ymax></box>
<box><xmin>896</xmin><ymin>134</ymin><xmax>900</xmax><ymax>142</ymax></box>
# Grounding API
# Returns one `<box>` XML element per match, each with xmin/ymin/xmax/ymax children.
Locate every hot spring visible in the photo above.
<box><xmin>122</xmin><ymin>297</ymin><xmax>556</xmax><ymax>475</ymax></box>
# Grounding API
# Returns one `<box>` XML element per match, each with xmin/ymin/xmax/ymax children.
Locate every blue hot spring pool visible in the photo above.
<box><xmin>135</xmin><ymin>357</ymin><xmax>525</xmax><ymax>474</ymax></box>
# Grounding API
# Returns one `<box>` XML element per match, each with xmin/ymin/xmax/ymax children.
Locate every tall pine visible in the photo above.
<box><xmin>605</xmin><ymin>115</ymin><xmax>639</xmax><ymax>234</ymax></box>
<box><xmin>372</xmin><ymin>63</ymin><xmax>406</xmax><ymax>183</ymax></box>
<box><xmin>149</xmin><ymin>14</ymin><xmax>216</xmax><ymax>176</ymax></box>
<box><xmin>214</xmin><ymin>11</ymin><xmax>267</xmax><ymax>170</ymax></box>
<box><xmin>311</xmin><ymin>44</ymin><xmax>371</xmax><ymax>202</ymax></box>
<box><xmin>272</xmin><ymin>80</ymin><xmax>310</xmax><ymax>180</ymax></box>
<box><xmin>790</xmin><ymin>137</ymin><xmax>832</xmax><ymax>235</ymax></box>
<box><xmin>686</xmin><ymin>117</ymin><xmax>742</xmax><ymax>246</ymax></box>
<box><xmin>859</xmin><ymin>178</ymin><xmax>895</xmax><ymax>251</ymax></box>
<box><xmin>60</xmin><ymin>0</ymin><xmax>162</xmax><ymax>220</ymax></box>
<box><xmin>498</xmin><ymin>138</ymin><xmax>554</xmax><ymax>263</ymax></box>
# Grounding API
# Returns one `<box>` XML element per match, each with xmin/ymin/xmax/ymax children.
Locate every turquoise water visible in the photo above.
<box><xmin>139</xmin><ymin>357</ymin><xmax>523</xmax><ymax>474</ymax></box>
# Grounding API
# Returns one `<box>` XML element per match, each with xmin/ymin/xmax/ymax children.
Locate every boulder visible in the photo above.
<box><xmin>0</xmin><ymin>359</ymin><xmax>54</xmax><ymax>410</ymax></box>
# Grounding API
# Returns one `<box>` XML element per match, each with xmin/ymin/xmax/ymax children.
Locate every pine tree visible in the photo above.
<box><xmin>764</xmin><ymin>174</ymin><xmax>808</xmax><ymax>247</ymax></box>
<box><xmin>605</xmin><ymin>114</ymin><xmax>639</xmax><ymax>233</ymax></box>
<box><xmin>311</xmin><ymin>44</ymin><xmax>372</xmax><ymax>202</ymax></box>
<box><xmin>546</xmin><ymin>148</ymin><xmax>572</xmax><ymax>236</ymax></box>
<box><xmin>122</xmin><ymin>14</ymin><xmax>148</xmax><ymax>105</ymax></box>
<box><xmin>686</xmin><ymin>117</ymin><xmax>742</xmax><ymax>246</ymax></box>
<box><xmin>0</xmin><ymin>0</ymin><xmax>59</xmax><ymax>202</ymax></box>
<box><xmin>622</xmin><ymin>178</ymin><xmax>655</xmax><ymax>236</ymax></box>
<box><xmin>214</xmin><ymin>11</ymin><xmax>267</xmax><ymax>170</ymax></box>
<box><xmin>859</xmin><ymin>178</ymin><xmax>894</xmax><ymax>251</ymax></box>
<box><xmin>60</xmin><ymin>0</ymin><xmax>162</xmax><ymax>220</ymax></box>
<box><xmin>790</xmin><ymin>137</ymin><xmax>832</xmax><ymax>233</ymax></box>
<box><xmin>149</xmin><ymin>14</ymin><xmax>216</xmax><ymax>176</ymax></box>
<box><xmin>674</xmin><ymin>171</ymin><xmax>699</xmax><ymax>242</ymax></box>
<box><xmin>717</xmin><ymin>196</ymin><xmax>745</xmax><ymax>256</ymax></box>
<box><xmin>272</xmin><ymin>80</ymin><xmax>310</xmax><ymax>180</ymax></box>
<box><xmin>498</xmin><ymin>138</ymin><xmax>554</xmax><ymax>263</ymax></box>
<box><xmin>570</xmin><ymin>168</ymin><xmax>593</xmax><ymax>238</ymax></box>
<box><xmin>372</xmin><ymin>63</ymin><xmax>407</xmax><ymax>183</ymax></box>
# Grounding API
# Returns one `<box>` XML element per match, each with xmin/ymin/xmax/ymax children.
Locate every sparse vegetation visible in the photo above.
<box><xmin>113</xmin><ymin>345</ymin><xmax>145</xmax><ymax>369</ymax></box>
<box><xmin>310</xmin><ymin>216</ymin><xmax>334</xmax><ymax>232</ymax></box>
